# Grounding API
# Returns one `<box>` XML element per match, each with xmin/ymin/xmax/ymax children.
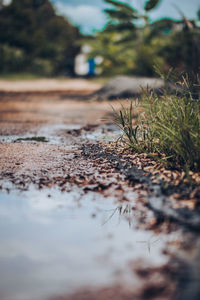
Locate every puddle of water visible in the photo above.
<box><xmin>0</xmin><ymin>186</ymin><xmax>169</xmax><ymax>300</ymax></box>
<box><xmin>84</xmin><ymin>124</ymin><xmax>122</xmax><ymax>142</ymax></box>
<box><xmin>0</xmin><ymin>123</ymin><xmax>122</xmax><ymax>145</ymax></box>
<box><xmin>38</xmin><ymin>123</ymin><xmax>122</xmax><ymax>144</ymax></box>
<box><xmin>37</xmin><ymin>124</ymin><xmax>83</xmax><ymax>145</ymax></box>
<box><xmin>0</xmin><ymin>124</ymin><xmax>82</xmax><ymax>145</ymax></box>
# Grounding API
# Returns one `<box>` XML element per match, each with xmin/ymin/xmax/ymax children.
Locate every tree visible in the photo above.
<box><xmin>89</xmin><ymin>0</ymin><xmax>200</xmax><ymax>77</ymax></box>
<box><xmin>0</xmin><ymin>0</ymin><xmax>81</xmax><ymax>75</ymax></box>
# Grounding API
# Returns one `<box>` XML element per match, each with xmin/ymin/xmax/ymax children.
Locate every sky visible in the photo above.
<box><xmin>52</xmin><ymin>0</ymin><xmax>199</xmax><ymax>34</ymax></box>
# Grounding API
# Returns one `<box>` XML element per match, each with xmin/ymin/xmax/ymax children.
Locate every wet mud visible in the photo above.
<box><xmin>0</xmin><ymin>81</ymin><xmax>200</xmax><ymax>300</ymax></box>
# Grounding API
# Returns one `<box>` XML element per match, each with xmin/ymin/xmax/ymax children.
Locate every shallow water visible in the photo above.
<box><xmin>38</xmin><ymin>123</ymin><xmax>122</xmax><ymax>144</ymax></box>
<box><xmin>0</xmin><ymin>186</ymin><xmax>169</xmax><ymax>300</ymax></box>
<box><xmin>0</xmin><ymin>123</ymin><xmax>122</xmax><ymax>148</ymax></box>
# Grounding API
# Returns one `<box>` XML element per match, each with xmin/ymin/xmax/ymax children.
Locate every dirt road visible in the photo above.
<box><xmin>0</xmin><ymin>79</ymin><xmax>199</xmax><ymax>300</ymax></box>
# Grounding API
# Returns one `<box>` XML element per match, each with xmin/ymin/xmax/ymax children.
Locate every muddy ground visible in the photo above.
<box><xmin>0</xmin><ymin>79</ymin><xmax>199</xmax><ymax>300</ymax></box>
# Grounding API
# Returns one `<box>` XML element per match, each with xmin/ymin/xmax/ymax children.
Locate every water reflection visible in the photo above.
<box><xmin>0</xmin><ymin>186</ymin><xmax>167</xmax><ymax>300</ymax></box>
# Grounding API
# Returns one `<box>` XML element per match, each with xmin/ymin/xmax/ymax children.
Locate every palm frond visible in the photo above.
<box><xmin>144</xmin><ymin>0</ymin><xmax>161</xmax><ymax>12</ymax></box>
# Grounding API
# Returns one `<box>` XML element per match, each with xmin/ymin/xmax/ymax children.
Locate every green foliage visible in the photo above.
<box><xmin>105</xmin><ymin>0</ymin><xmax>138</xmax><ymax>28</ymax></box>
<box><xmin>89</xmin><ymin>0</ymin><xmax>200</xmax><ymax>77</ymax></box>
<box><xmin>30</xmin><ymin>58</ymin><xmax>54</xmax><ymax>76</ymax></box>
<box><xmin>144</xmin><ymin>0</ymin><xmax>161</xmax><ymax>12</ymax></box>
<box><xmin>158</xmin><ymin>28</ymin><xmax>200</xmax><ymax>78</ymax></box>
<box><xmin>198</xmin><ymin>9</ymin><xmax>200</xmax><ymax>20</ymax></box>
<box><xmin>105</xmin><ymin>8</ymin><xmax>136</xmax><ymax>21</ymax></box>
<box><xmin>112</xmin><ymin>101</ymin><xmax>140</xmax><ymax>148</ymax></box>
<box><xmin>87</xmin><ymin>30</ymin><xmax>137</xmax><ymax>76</ymax></box>
<box><xmin>0</xmin><ymin>0</ymin><xmax>81</xmax><ymax>76</ymax></box>
<box><xmin>112</xmin><ymin>76</ymin><xmax>200</xmax><ymax>171</ymax></box>
<box><xmin>0</xmin><ymin>44</ymin><xmax>25</xmax><ymax>72</ymax></box>
<box><xmin>105</xmin><ymin>0</ymin><xmax>137</xmax><ymax>14</ymax></box>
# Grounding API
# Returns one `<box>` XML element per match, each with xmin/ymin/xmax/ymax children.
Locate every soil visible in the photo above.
<box><xmin>0</xmin><ymin>79</ymin><xmax>200</xmax><ymax>300</ymax></box>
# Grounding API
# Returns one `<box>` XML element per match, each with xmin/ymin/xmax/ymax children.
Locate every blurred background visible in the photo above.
<box><xmin>0</xmin><ymin>0</ymin><xmax>199</xmax><ymax>79</ymax></box>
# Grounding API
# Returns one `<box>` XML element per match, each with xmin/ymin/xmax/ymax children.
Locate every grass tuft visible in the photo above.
<box><xmin>112</xmin><ymin>75</ymin><xmax>200</xmax><ymax>171</ymax></box>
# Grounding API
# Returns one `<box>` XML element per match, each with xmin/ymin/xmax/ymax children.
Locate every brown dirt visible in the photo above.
<box><xmin>0</xmin><ymin>95</ymin><xmax>112</xmax><ymax>134</ymax></box>
<box><xmin>0</xmin><ymin>78</ymin><xmax>101</xmax><ymax>92</ymax></box>
<box><xmin>0</xmin><ymin>80</ymin><xmax>119</xmax><ymax>187</ymax></box>
<box><xmin>0</xmin><ymin>79</ymin><xmax>199</xmax><ymax>300</ymax></box>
